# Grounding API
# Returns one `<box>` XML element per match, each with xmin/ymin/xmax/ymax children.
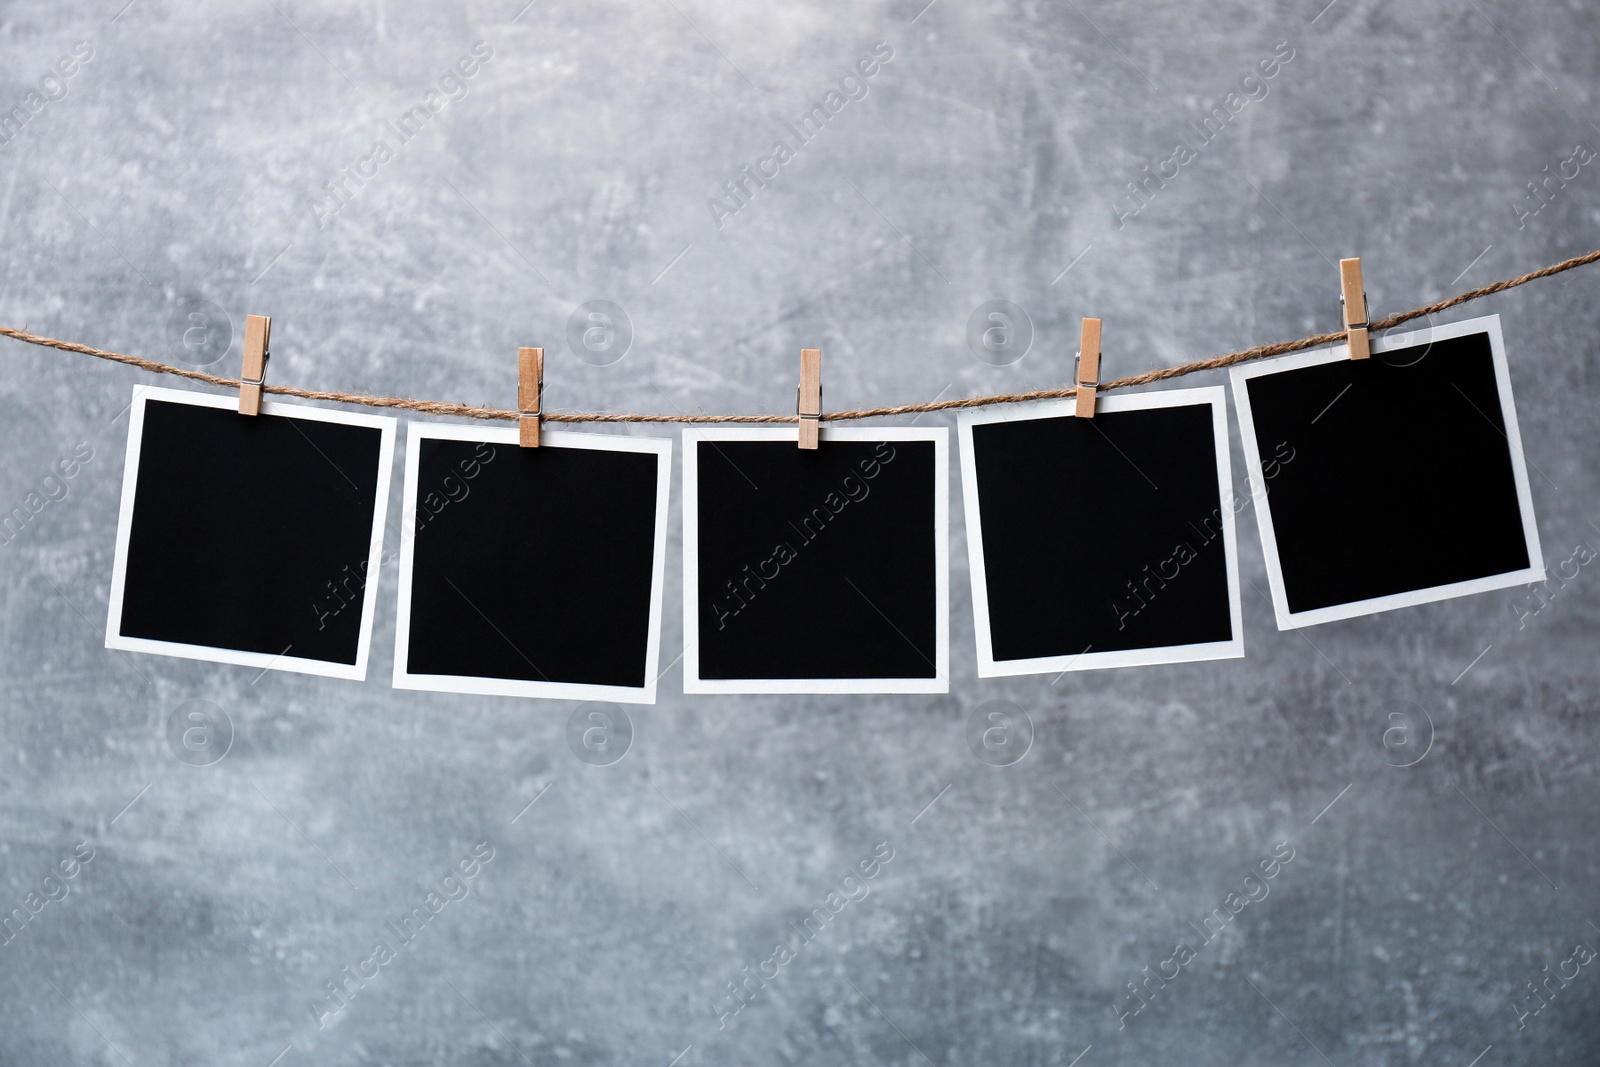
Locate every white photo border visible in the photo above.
<box><xmin>393</xmin><ymin>423</ymin><xmax>673</xmax><ymax>705</ymax></box>
<box><xmin>1230</xmin><ymin>313</ymin><xmax>1546</xmax><ymax>630</ymax></box>
<box><xmin>958</xmin><ymin>386</ymin><xmax>1244</xmax><ymax>677</ymax></box>
<box><xmin>682</xmin><ymin>426</ymin><xmax>950</xmax><ymax>695</ymax></box>
<box><xmin>104</xmin><ymin>385</ymin><xmax>397</xmax><ymax>681</ymax></box>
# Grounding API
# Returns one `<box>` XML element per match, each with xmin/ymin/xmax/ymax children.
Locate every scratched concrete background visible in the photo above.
<box><xmin>1</xmin><ymin>0</ymin><xmax>1598</xmax><ymax>1064</ymax></box>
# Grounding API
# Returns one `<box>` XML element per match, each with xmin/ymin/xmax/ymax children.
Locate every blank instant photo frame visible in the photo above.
<box><xmin>1232</xmin><ymin>313</ymin><xmax>1545</xmax><ymax>629</ymax></box>
<box><xmin>393</xmin><ymin>424</ymin><xmax>671</xmax><ymax>704</ymax></box>
<box><xmin>683</xmin><ymin>427</ymin><xmax>949</xmax><ymax>695</ymax></box>
<box><xmin>105</xmin><ymin>386</ymin><xmax>396</xmax><ymax>679</ymax></box>
<box><xmin>959</xmin><ymin>387</ymin><xmax>1244</xmax><ymax>676</ymax></box>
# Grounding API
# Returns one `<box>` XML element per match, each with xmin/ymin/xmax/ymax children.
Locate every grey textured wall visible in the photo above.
<box><xmin>1</xmin><ymin>0</ymin><xmax>1597</xmax><ymax>1064</ymax></box>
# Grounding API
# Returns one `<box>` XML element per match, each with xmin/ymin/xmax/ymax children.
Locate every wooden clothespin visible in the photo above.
<box><xmin>1074</xmin><ymin>317</ymin><xmax>1102</xmax><ymax>418</ymax></box>
<box><xmin>798</xmin><ymin>348</ymin><xmax>822</xmax><ymax>450</ymax></box>
<box><xmin>238</xmin><ymin>314</ymin><xmax>270</xmax><ymax>416</ymax></box>
<box><xmin>518</xmin><ymin>347</ymin><xmax>544</xmax><ymax>447</ymax></box>
<box><xmin>1340</xmin><ymin>258</ymin><xmax>1370</xmax><ymax>361</ymax></box>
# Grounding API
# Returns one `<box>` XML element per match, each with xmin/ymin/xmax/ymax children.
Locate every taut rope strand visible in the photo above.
<box><xmin>4</xmin><ymin>246</ymin><xmax>1597</xmax><ymax>423</ymax></box>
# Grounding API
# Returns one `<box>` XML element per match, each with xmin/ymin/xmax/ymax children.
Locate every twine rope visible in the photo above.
<box><xmin>4</xmin><ymin>247</ymin><xmax>1598</xmax><ymax>424</ymax></box>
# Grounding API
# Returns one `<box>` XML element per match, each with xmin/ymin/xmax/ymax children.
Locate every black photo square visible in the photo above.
<box><xmin>393</xmin><ymin>425</ymin><xmax>671</xmax><ymax>703</ymax></box>
<box><xmin>684</xmin><ymin>428</ymin><xmax>948</xmax><ymax>693</ymax></box>
<box><xmin>106</xmin><ymin>387</ymin><xmax>396</xmax><ymax>679</ymax></box>
<box><xmin>1231</xmin><ymin>313</ymin><xmax>1545</xmax><ymax>628</ymax></box>
<box><xmin>959</xmin><ymin>387</ymin><xmax>1243</xmax><ymax>675</ymax></box>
